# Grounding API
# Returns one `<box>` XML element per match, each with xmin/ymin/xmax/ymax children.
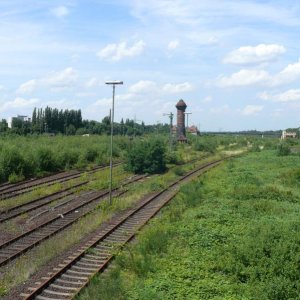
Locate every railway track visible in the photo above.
<box><xmin>0</xmin><ymin>181</ymin><xmax>89</xmax><ymax>224</ymax></box>
<box><xmin>19</xmin><ymin>159</ymin><xmax>222</xmax><ymax>300</ymax></box>
<box><xmin>0</xmin><ymin>175</ymin><xmax>146</xmax><ymax>268</ymax></box>
<box><xmin>0</xmin><ymin>157</ymin><xmax>202</xmax><ymax>224</ymax></box>
<box><xmin>0</xmin><ymin>163</ymin><xmax>122</xmax><ymax>200</ymax></box>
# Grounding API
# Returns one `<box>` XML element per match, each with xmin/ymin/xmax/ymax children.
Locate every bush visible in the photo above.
<box><xmin>193</xmin><ymin>139</ymin><xmax>217</xmax><ymax>153</ymax></box>
<box><xmin>36</xmin><ymin>147</ymin><xmax>58</xmax><ymax>172</ymax></box>
<box><xmin>277</xmin><ymin>143</ymin><xmax>291</xmax><ymax>156</ymax></box>
<box><xmin>8</xmin><ymin>172</ymin><xmax>25</xmax><ymax>183</ymax></box>
<box><xmin>250</xmin><ymin>144</ymin><xmax>261</xmax><ymax>152</ymax></box>
<box><xmin>57</xmin><ymin>149</ymin><xmax>80</xmax><ymax>169</ymax></box>
<box><xmin>0</xmin><ymin>146</ymin><xmax>30</xmax><ymax>180</ymax></box>
<box><xmin>172</xmin><ymin>167</ymin><xmax>185</xmax><ymax>176</ymax></box>
<box><xmin>165</xmin><ymin>151</ymin><xmax>183</xmax><ymax>165</ymax></box>
<box><xmin>84</xmin><ymin>147</ymin><xmax>99</xmax><ymax>162</ymax></box>
<box><xmin>125</xmin><ymin>138</ymin><xmax>167</xmax><ymax>174</ymax></box>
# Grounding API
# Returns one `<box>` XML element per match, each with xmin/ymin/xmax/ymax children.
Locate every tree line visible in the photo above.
<box><xmin>0</xmin><ymin>106</ymin><xmax>170</xmax><ymax>136</ymax></box>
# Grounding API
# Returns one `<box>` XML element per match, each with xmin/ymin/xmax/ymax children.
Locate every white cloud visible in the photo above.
<box><xmin>97</xmin><ymin>40</ymin><xmax>146</xmax><ymax>61</ymax></box>
<box><xmin>224</xmin><ymin>44</ymin><xmax>286</xmax><ymax>65</ymax></box>
<box><xmin>218</xmin><ymin>58</ymin><xmax>300</xmax><ymax>88</ymax></box>
<box><xmin>271</xmin><ymin>59</ymin><xmax>300</xmax><ymax>86</ymax></box>
<box><xmin>128</xmin><ymin>80</ymin><xmax>193</xmax><ymax>95</ymax></box>
<box><xmin>259</xmin><ymin>89</ymin><xmax>300</xmax><ymax>102</ymax></box>
<box><xmin>188</xmin><ymin>33</ymin><xmax>218</xmax><ymax>46</ymax></box>
<box><xmin>217</xmin><ymin>69</ymin><xmax>270</xmax><ymax>87</ymax></box>
<box><xmin>94</xmin><ymin>97</ymin><xmax>112</xmax><ymax>107</ymax></box>
<box><xmin>202</xmin><ymin>96</ymin><xmax>212</xmax><ymax>103</ymax></box>
<box><xmin>16</xmin><ymin>67</ymin><xmax>78</xmax><ymax>94</ymax></box>
<box><xmin>0</xmin><ymin>85</ymin><xmax>5</xmax><ymax>91</ymax></box>
<box><xmin>43</xmin><ymin>67</ymin><xmax>78</xmax><ymax>89</ymax></box>
<box><xmin>85</xmin><ymin>77</ymin><xmax>103</xmax><ymax>88</ymax></box>
<box><xmin>163</xmin><ymin>82</ymin><xmax>193</xmax><ymax>93</ymax></box>
<box><xmin>129</xmin><ymin>80</ymin><xmax>157</xmax><ymax>93</ymax></box>
<box><xmin>17</xmin><ymin>79</ymin><xmax>37</xmax><ymax>94</ymax></box>
<box><xmin>210</xmin><ymin>104</ymin><xmax>230</xmax><ymax>114</ymax></box>
<box><xmin>0</xmin><ymin>97</ymin><xmax>39</xmax><ymax>112</ymax></box>
<box><xmin>130</xmin><ymin>1</ymin><xmax>300</xmax><ymax>27</ymax></box>
<box><xmin>242</xmin><ymin>105</ymin><xmax>264</xmax><ymax>115</ymax></box>
<box><xmin>51</xmin><ymin>6</ymin><xmax>70</xmax><ymax>18</ymax></box>
<box><xmin>168</xmin><ymin>40</ymin><xmax>180</xmax><ymax>50</ymax></box>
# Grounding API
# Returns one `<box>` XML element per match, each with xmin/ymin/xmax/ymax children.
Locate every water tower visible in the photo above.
<box><xmin>176</xmin><ymin>99</ymin><xmax>187</xmax><ymax>142</ymax></box>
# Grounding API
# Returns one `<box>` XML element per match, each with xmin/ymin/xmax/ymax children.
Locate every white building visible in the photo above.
<box><xmin>281</xmin><ymin>130</ymin><xmax>297</xmax><ymax>140</ymax></box>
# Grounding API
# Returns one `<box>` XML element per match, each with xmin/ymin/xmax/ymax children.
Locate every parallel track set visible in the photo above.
<box><xmin>0</xmin><ymin>163</ymin><xmax>122</xmax><ymax>200</ymax></box>
<box><xmin>0</xmin><ymin>155</ymin><xmax>231</xmax><ymax>300</ymax></box>
<box><xmin>19</xmin><ymin>159</ymin><xmax>222</xmax><ymax>300</ymax></box>
<box><xmin>0</xmin><ymin>175</ymin><xmax>146</xmax><ymax>267</ymax></box>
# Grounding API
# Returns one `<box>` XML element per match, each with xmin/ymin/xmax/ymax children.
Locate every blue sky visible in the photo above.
<box><xmin>0</xmin><ymin>0</ymin><xmax>300</xmax><ymax>131</ymax></box>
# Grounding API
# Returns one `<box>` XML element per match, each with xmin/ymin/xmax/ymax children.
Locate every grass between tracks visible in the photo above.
<box><xmin>76</xmin><ymin>150</ymin><xmax>300</xmax><ymax>300</ymax></box>
<box><xmin>0</xmin><ymin>150</ymin><xmax>214</xmax><ymax>296</ymax></box>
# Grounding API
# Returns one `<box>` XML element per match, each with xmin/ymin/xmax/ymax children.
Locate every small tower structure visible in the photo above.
<box><xmin>176</xmin><ymin>99</ymin><xmax>187</xmax><ymax>142</ymax></box>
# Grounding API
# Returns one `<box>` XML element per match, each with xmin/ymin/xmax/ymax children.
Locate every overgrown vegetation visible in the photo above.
<box><xmin>77</xmin><ymin>150</ymin><xmax>300</xmax><ymax>300</ymax></box>
<box><xmin>0</xmin><ymin>135</ymin><xmax>127</xmax><ymax>182</ymax></box>
<box><xmin>125</xmin><ymin>138</ymin><xmax>167</xmax><ymax>174</ymax></box>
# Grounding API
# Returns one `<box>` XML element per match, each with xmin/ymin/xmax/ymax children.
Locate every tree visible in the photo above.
<box><xmin>125</xmin><ymin>138</ymin><xmax>167</xmax><ymax>174</ymax></box>
<box><xmin>0</xmin><ymin>119</ymin><xmax>8</xmax><ymax>133</ymax></box>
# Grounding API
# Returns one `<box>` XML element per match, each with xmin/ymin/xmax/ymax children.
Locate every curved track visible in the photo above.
<box><xmin>20</xmin><ymin>159</ymin><xmax>222</xmax><ymax>300</ymax></box>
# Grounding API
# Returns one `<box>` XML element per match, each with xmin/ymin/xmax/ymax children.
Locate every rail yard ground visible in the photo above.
<box><xmin>77</xmin><ymin>150</ymin><xmax>300</xmax><ymax>300</ymax></box>
<box><xmin>0</xmin><ymin>134</ymin><xmax>299</xmax><ymax>299</ymax></box>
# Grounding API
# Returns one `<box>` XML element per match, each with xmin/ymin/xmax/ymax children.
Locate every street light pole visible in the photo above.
<box><xmin>163</xmin><ymin>112</ymin><xmax>174</xmax><ymax>151</ymax></box>
<box><xmin>184</xmin><ymin>112</ymin><xmax>192</xmax><ymax>132</ymax></box>
<box><xmin>105</xmin><ymin>80</ymin><xmax>123</xmax><ymax>205</ymax></box>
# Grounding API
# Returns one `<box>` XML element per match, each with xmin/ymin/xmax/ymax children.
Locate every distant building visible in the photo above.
<box><xmin>281</xmin><ymin>130</ymin><xmax>297</xmax><ymax>140</ymax></box>
<box><xmin>8</xmin><ymin>115</ymin><xmax>31</xmax><ymax>128</ymax></box>
<box><xmin>172</xmin><ymin>125</ymin><xmax>199</xmax><ymax>136</ymax></box>
<box><xmin>187</xmin><ymin>125</ymin><xmax>199</xmax><ymax>136</ymax></box>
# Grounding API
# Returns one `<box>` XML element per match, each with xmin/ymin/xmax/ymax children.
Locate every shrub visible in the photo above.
<box><xmin>277</xmin><ymin>143</ymin><xmax>291</xmax><ymax>156</ymax></box>
<box><xmin>250</xmin><ymin>144</ymin><xmax>261</xmax><ymax>152</ymax></box>
<box><xmin>172</xmin><ymin>167</ymin><xmax>185</xmax><ymax>176</ymax></box>
<box><xmin>84</xmin><ymin>147</ymin><xmax>99</xmax><ymax>162</ymax></box>
<box><xmin>35</xmin><ymin>147</ymin><xmax>58</xmax><ymax>172</ymax></box>
<box><xmin>165</xmin><ymin>151</ymin><xmax>183</xmax><ymax>165</ymax></box>
<box><xmin>0</xmin><ymin>146</ymin><xmax>28</xmax><ymax>180</ymax></box>
<box><xmin>125</xmin><ymin>138</ymin><xmax>167</xmax><ymax>174</ymax></box>
<box><xmin>8</xmin><ymin>172</ymin><xmax>25</xmax><ymax>183</ymax></box>
<box><xmin>57</xmin><ymin>149</ymin><xmax>80</xmax><ymax>169</ymax></box>
<box><xmin>193</xmin><ymin>139</ymin><xmax>216</xmax><ymax>153</ymax></box>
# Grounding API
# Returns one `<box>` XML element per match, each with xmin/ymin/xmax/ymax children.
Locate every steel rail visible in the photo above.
<box><xmin>0</xmin><ymin>156</ymin><xmax>205</xmax><ymax>224</ymax></box>
<box><xmin>20</xmin><ymin>159</ymin><xmax>222</xmax><ymax>300</ymax></box>
<box><xmin>0</xmin><ymin>163</ymin><xmax>122</xmax><ymax>200</ymax></box>
<box><xmin>0</xmin><ymin>181</ymin><xmax>88</xmax><ymax>224</ymax></box>
<box><xmin>0</xmin><ymin>175</ymin><xmax>146</xmax><ymax>268</ymax></box>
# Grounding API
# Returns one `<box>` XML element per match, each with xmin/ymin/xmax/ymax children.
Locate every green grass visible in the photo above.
<box><xmin>76</xmin><ymin>150</ymin><xmax>300</xmax><ymax>300</ymax></box>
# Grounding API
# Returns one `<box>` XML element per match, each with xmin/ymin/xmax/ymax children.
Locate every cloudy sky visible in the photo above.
<box><xmin>0</xmin><ymin>0</ymin><xmax>299</xmax><ymax>131</ymax></box>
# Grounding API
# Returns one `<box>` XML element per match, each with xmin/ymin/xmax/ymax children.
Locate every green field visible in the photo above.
<box><xmin>77</xmin><ymin>149</ymin><xmax>300</xmax><ymax>300</ymax></box>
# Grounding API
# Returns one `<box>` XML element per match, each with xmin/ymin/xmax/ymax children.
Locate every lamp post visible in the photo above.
<box><xmin>184</xmin><ymin>112</ymin><xmax>192</xmax><ymax>132</ymax></box>
<box><xmin>105</xmin><ymin>80</ymin><xmax>123</xmax><ymax>205</ymax></box>
<box><xmin>163</xmin><ymin>112</ymin><xmax>174</xmax><ymax>151</ymax></box>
